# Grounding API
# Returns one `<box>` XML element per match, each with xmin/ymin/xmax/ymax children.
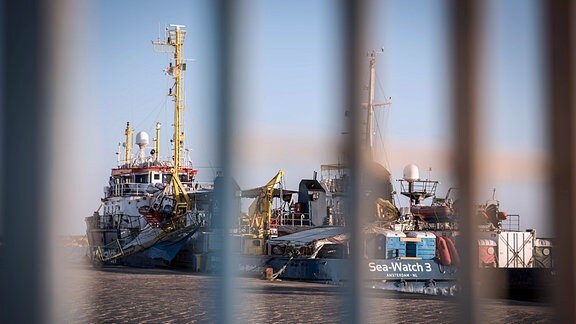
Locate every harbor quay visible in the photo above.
<box><xmin>63</xmin><ymin>265</ymin><xmax>553</xmax><ymax>323</ymax></box>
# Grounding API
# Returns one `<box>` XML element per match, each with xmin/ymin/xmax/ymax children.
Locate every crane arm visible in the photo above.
<box><xmin>171</xmin><ymin>171</ymin><xmax>191</xmax><ymax>214</ymax></box>
<box><xmin>246</xmin><ymin>170</ymin><xmax>285</xmax><ymax>237</ymax></box>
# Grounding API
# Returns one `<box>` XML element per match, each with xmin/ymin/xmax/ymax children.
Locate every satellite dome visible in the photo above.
<box><xmin>403</xmin><ymin>164</ymin><xmax>419</xmax><ymax>182</ymax></box>
<box><xmin>135</xmin><ymin>131</ymin><xmax>149</xmax><ymax>146</ymax></box>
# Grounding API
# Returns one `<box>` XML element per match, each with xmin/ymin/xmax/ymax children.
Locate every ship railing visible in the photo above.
<box><xmin>106</xmin><ymin>183</ymin><xmax>152</xmax><ymax>197</ymax></box>
<box><xmin>500</xmin><ymin>214</ymin><xmax>520</xmax><ymax>232</ymax></box>
<box><xmin>397</xmin><ymin>179</ymin><xmax>439</xmax><ymax>203</ymax></box>
<box><xmin>181</xmin><ymin>181</ymin><xmax>214</xmax><ymax>192</ymax></box>
<box><xmin>279</xmin><ymin>212</ymin><xmax>313</xmax><ymax>227</ymax></box>
<box><xmin>116</xmin><ymin>157</ymin><xmax>192</xmax><ymax>168</ymax></box>
<box><xmin>180</xmin><ymin>159</ymin><xmax>194</xmax><ymax>168</ymax></box>
<box><xmin>196</xmin><ymin>181</ymin><xmax>214</xmax><ymax>190</ymax></box>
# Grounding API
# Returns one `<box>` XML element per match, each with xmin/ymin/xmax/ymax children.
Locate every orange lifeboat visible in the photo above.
<box><xmin>411</xmin><ymin>205</ymin><xmax>453</xmax><ymax>223</ymax></box>
<box><xmin>436</xmin><ymin>236</ymin><xmax>452</xmax><ymax>266</ymax></box>
<box><xmin>443</xmin><ymin>236</ymin><xmax>460</xmax><ymax>266</ymax></box>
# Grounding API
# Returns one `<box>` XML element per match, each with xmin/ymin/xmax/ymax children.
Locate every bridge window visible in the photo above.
<box><xmin>134</xmin><ymin>174</ymin><xmax>149</xmax><ymax>183</ymax></box>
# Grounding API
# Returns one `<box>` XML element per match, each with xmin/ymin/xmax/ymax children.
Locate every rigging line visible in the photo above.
<box><xmin>375</xmin><ymin>71</ymin><xmax>389</xmax><ymax>100</ymax></box>
<box><xmin>374</xmin><ymin>69</ymin><xmax>396</xmax><ymax>187</ymax></box>
<box><xmin>373</xmin><ymin>96</ymin><xmax>399</xmax><ymax>199</ymax></box>
<box><xmin>373</xmin><ymin>109</ymin><xmax>391</xmax><ymax>170</ymax></box>
<box><xmin>133</xmin><ymin>94</ymin><xmax>170</xmax><ymax>131</ymax></box>
<box><xmin>131</xmin><ymin>53</ymin><xmax>173</xmax><ymax>132</ymax></box>
<box><xmin>152</xmin><ymin>94</ymin><xmax>168</xmax><ymax>126</ymax></box>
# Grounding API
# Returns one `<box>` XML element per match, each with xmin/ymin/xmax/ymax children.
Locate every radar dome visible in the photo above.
<box><xmin>135</xmin><ymin>131</ymin><xmax>149</xmax><ymax>146</ymax></box>
<box><xmin>403</xmin><ymin>164</ymin><xmax>420</xmax><ymax>182</ymax></box>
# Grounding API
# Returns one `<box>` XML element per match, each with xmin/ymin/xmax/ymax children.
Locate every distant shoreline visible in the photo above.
<box><xmin>57</xmin><ymin>235</ymin><xmax>89</xmax><ymax>248</ymax></box>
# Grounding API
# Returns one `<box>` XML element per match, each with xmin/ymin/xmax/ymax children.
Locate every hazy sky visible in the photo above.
<box><xmin>62</xmin><ymin>0</ymin><xmax>547</xmax><ymax>236</ymax></box>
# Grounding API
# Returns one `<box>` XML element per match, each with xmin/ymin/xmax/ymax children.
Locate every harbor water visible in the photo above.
<box><xmin>59</xmin><ymin>246</ymin><xmax>552</xmax><ymax>323</ymax></box>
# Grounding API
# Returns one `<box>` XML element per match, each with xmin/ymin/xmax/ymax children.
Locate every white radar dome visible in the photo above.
<box><xmin>135</xmin><ymin>131</ymin><xmax>149</xmax><ymax>146</ymax></box>
<box><xmin>403</xmin><ymin>164</ymin><xmax>420</xmax><ymax>182</ymax></box>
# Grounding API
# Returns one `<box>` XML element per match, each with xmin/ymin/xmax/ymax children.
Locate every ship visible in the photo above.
<box><xmin>226</xmin><ymin>50</ymin><xmax>554</xmax><ymax>299</ymax></box>
<box><xmin>85</xmin><ymin>24</ymin><xmax>214</xmax><ymax>267</ymax></box>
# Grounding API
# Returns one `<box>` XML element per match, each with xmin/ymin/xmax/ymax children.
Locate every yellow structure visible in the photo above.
<box><xmin>376</xmin><ymin>198</ymin><xmax>399</xmax><ymax>223</ymax></box>
<box><xmin>153</xmin><ymin>25</ymin><xmax>191</xmax><ymax>212</ymax></box>
<box><xmin>154</xmin><ymin>122</ymin><xmax>161</xmax><ymax>163</ymax></box>
<box><xmin>124</xmin><ymin>122</ymin><xmax>133</xmax><ymax>166</ymax></box>
<box><xmin>237</xmin><ymin>170</ymin><xmax>286</xmax><ymax>255</ymax></box>
<box><xmin>246</xmin><ymin>170</ymin><xmax>285</xmax><ymax>238</ymax></box>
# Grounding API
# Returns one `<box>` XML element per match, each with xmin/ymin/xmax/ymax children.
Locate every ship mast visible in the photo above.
<box><xmin>153</xmin><ymin>24</ymin><xmax>191</xmax><ymax>211</ymax></box>
<box><xmin>124</xmin><ymin>122</ymin><xmax>133</xmax><ymax>166</ymax></box>
<box><xmin>153</xmin><ymin>24</ymin><xmax>186</xmax><ymax>170</ymax></box>
<box><xmin>365</xmin><ymin>49</ymin><xmax>391</xmax><ymax>160</ymax></box>
<box><xmin>154</xmin><ymin>122</ymin><xmax>161</xmax><ymax>163</ymax></box>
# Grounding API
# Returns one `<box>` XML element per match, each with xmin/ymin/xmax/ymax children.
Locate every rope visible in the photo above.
<box><xmin>271</xmin><ymin>256</ymin><xmax>294</xmax><ymax>280</ymax></box>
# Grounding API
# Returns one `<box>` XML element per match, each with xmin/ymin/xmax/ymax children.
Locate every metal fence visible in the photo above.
<box><xmin>1</xmin><ymin>0</ymin><xmax>573</xmax><ymax>323</ymax></box>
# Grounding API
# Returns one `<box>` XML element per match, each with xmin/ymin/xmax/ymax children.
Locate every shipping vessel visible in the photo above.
<box><xmin>222</xmin><ymin>50</ymin><xmax>555</xmax><ymax>298</ymax></box>
<box><xmin>85</xmin><ymin>25</ymin><xmax>554</xmax><ymax>299</ymax></box>
<box><xmin>85</xmin><ymin>24</ymin><xmax>214</xmax><ymax>267</ymax></box>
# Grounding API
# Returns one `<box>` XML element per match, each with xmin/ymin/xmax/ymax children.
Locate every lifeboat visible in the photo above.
<box><xmin>436</xmin><ymin>236</ymin><xmax>452</xmax><ymax>266</ymax></box>
<box><xmin>411</xmin><ymin>205</ymin><xmax>453</xmax><ymax>223</ymax></box>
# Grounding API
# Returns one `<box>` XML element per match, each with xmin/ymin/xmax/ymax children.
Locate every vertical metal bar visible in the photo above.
<box><xmin>449</xmin><ymin>0</ymin><xmax>482</xmax><ymax>323</ymax></box>
<box><xmin>341</xmin><ymin>0</ymin><xmax>366</xmax><ymax>323</ymax></box>
<box><xmin>215</xmin><ymin>1</ymin><xmax>237</xmax><ymax>323</ymax></box>
<box><xmin>546</xmin><ymin>1</ymin><xmax>575</xmax><ymax>322</ymax></box>
<box><xmin>0</xmin><ymin>0</ymin><xmax>50</xmax><ymax>323</ymax></box>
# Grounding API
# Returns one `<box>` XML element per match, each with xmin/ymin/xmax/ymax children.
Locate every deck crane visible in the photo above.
<box><xmin>238</xmin><ymin>170</ymin><xmax>285</xmax><ymax>255</ymax></box>
<box><xmin>246</xmin><ymin>169</ymin><xmax>285</xmax><ymax>238</ymax></box>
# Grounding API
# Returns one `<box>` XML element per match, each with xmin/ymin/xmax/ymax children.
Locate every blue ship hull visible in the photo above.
<box><xmin>263</xmin><ymin>258</ymin><xmax>458</xmax><ymax>282</ymax></box>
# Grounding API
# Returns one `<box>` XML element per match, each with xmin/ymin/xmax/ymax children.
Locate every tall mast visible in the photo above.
<box><xmin>364</xmin><ymin>49</ymin><xmax>390</xmax><ymax>160</ymax></box>
<box><xmin>173</xmin><ymin>26</ymin><xmax>184</xmax><ymax>171</ymax></box>
<box><xmin>152</xmin><ymin>24</ymin><xmax>187</xmax><ymax>171</ymax></box>
<box><xmin>152</xmin><ymin>24</ymin><xmax>191</xmax><ymax>211</ymax></box>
